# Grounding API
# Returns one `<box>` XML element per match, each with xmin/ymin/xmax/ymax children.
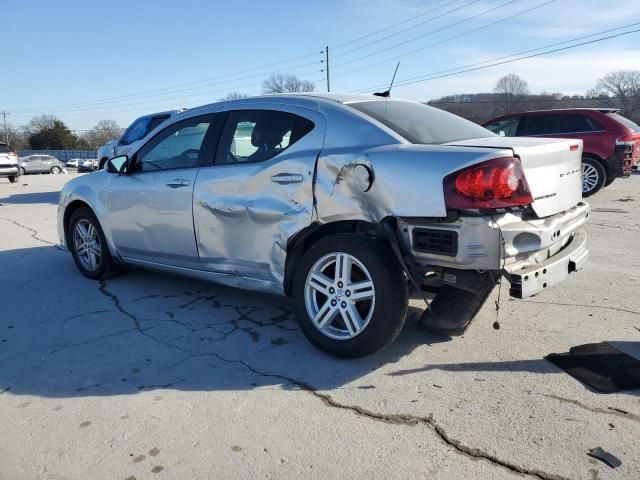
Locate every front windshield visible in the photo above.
<box><xmin>347</xmin><ymin>100</ymin><xmax>494</xmax><ymax>144</ymax></box>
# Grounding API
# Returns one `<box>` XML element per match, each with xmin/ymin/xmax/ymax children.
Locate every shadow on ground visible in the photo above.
<box><xmin>0</xmin><ymin>245</ymin><xmax>452</xmax><ymax>399</ymax></box>
<box><xmin>0</xmin><ymin>190</ymin><xmax>60</xmax><ymax>205</ymax></box>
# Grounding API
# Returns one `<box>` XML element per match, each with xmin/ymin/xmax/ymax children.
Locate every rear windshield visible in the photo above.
<box><xmin>0</xmin><ymin>144</ymin><xmax>11</xmax><ymax>153</ymax></box>
<box><xmin>608</xmin><ymin>113</ymin><xmax>640</xmax><ymax>132</ymax></box>
<box><xmin>347</xmin><ymin>100</ymin><xmax>494</xmax><ymax>144</ymax></box>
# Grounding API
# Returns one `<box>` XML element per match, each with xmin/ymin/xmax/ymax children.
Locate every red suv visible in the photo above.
<box><xmin>483</xmin><ymin>108</ymin><xmax>640</xmax><ymax>196</ymax></box>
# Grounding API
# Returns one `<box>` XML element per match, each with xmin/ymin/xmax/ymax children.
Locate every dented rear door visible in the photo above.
<box><xmin>192</xmin><ymin>105</ymin><xmax>326</xmax><ymax>291</ymax></box>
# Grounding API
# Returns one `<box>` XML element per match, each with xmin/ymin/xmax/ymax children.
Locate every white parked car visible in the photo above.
<box><xmin>65</xmin><ymin>158</ymin><xmax>81</xmax><ymax>168</ymax></box>
<box><xmin>58</xmin><ymin>94</ymin><xmax>589</xmax><ymax>357</ymax></box>
<box><xmin>0</xmin><ymin>143</ymin><xmax>20</xmax><ymax>183</ymax></box>
<box><xmin>78</xmin><ymin>159</ymin><xmax>99</xmax><ymax>172</ymax></box>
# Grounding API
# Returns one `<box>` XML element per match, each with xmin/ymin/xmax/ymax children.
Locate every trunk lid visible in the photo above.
<box><xmin>446</xmin><ymin>136</ymin><xmax>583</xmax><ymax>218</ymax></box>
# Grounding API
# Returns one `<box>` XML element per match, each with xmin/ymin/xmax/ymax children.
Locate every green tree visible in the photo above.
<box><xmin>27</xmin><ymin>116</ymin><xmax>78</xmax><ymax>149</ymax></box>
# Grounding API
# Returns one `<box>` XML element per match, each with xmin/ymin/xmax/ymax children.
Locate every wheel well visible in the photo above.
<box><xmin>63</xmin><ymin>200</ymin><xmax>92</xmax><ymax>244</ymax></box>
<box><xmin>582</xmin><ymin>153</ymin><xmax>608</xmax><ymax>175</ymax></box>
<box><xmin>283</xmin><ymin>220</ymin><xmax>383</xmax><ymax>296</ymax></box>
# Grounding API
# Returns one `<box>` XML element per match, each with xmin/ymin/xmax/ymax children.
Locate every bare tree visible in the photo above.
<box><xmin>0</xmin><ymin>124</ymin><xmax>29</xmax><ymax>150</ymax></box>
<box><xmin>26</xmin><ymin>115</ymin><xmax>58</xmax><ymax>135</ymax></box>
<box><xmin>83</xmin><ymin>120</ymin><xmax>122</xmax><ymax>149</ymax></box>
<box><xmin>220</xmin><ymin>91</ymin><xmax>249</xmax><ymax>100</ymax></box>
<box><xmin>262</xmin><ymin>73</ymin><xmax>315</xmax><ymax>94</ymax></box>
<box><xmin>493</xmin><ymin>74</ymin><xmax>529</xmax><ymax>114</ymax></box>
<box><xmin>589</xmin><ymin>70</ymin><xmax>640</xmax><ymax>121</ymax></box>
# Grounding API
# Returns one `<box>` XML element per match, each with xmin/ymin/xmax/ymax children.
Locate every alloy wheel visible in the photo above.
<box><xmin>304</xmin><ymin>252</ymin><xmax>376</xmax><ymax>340</ymax></box>
<box><xmin>51</xmin><ymin>166</ymin><xmax>61</xmax><ymax>174</ymax></box>
<box><xmin>73</xmin><ymin>218</ymin><xmax>102</xmax><ymax>272</ymax></box>
<box><xmin>582</xmin><ymin>162</ymin><xmax>599</xmax><ymax>194</ymax></box>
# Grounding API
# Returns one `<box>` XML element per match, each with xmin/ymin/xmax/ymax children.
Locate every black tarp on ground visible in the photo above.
<box><xmin>546</xmin><ymin>342</ymin><xmax>640</xmax><ymax>393</ymax></box>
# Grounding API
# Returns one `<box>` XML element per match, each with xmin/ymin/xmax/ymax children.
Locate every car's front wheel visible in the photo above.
<box><xmin>19</xmin><ymin>167</ymin><xmax>25</xmax><ymax>175</ymax></box>
<box><xmin>292</xmin><ymin>233</ymin><xmax>408</xmax><ymax>358</ymax></box>
<box><xmin>68</xmin><ymin>207</ymin><xmax>116</xmax><ymax>280</ymax></box>
<box><xmin>582</xmin><ymin>157</ymin><xmax>606</xmax><ymax>197</ymax></box>
<box><xmin>7</xmin><ymin>175</ymin><xmax>18</xmax><ymax>183</ymax></box>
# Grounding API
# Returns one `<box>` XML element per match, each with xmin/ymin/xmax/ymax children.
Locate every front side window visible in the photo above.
<box><xmin>484</xmin><ymin>117</ymin><xmax>520</xmax><ymax>137</ymax></box>
<box><xmin>347</xmin><ymin>100</ymin><xmax>494</xmax><ymax>144</ymax></box>
<box><xmin>216</xmin><ymin>110</ymin><xmax>314</xmax><ymax>164</ymax></box>
<box><xmin>134</xmin><ymin>116</ymin><xmax>213</xmax><ymax>172</ymax></box>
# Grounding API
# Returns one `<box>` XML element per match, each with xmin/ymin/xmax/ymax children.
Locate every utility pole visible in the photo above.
<box><xmin>1</xmin><ymin>111</ymin><xmax>9</xmax><ymax>145</ymax></box>
<box><xmin>325</xmin><ymin>46</ymin><xmax>330</xmax><ymax>92</ymax></box>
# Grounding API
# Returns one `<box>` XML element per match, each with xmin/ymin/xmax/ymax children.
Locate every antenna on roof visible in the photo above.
<box><xmin>374</xmin><ymin>62</ymin><xmax>400</xmax><ymax>98</ymax></box>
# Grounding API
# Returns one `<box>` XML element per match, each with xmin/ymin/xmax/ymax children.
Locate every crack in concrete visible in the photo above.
<box><xmin>540</xmin><ymin>393</ymin><xmax>640</xmax><ymax>423</ymax></box>
<box><xmin>94</xmin><ymin>279</ymin><xmax>566</xmax><ymax>479</ymax></box>
<box><xmin>98</xmin><ymin>280</ymin><xmax>142</xmax><ymax>331</ymax></box>
<box><xmin>0</xmin><ymin>216</ymin><xmax>63</xmax><ymax>249</ymax></box>
<box><xmin>138</xmin><ymin>378</ymin><xmax>187</xmax><ymax>390</ymax></box>
<box><xmin>520</xmin><ymin>299</ymin><xmax>640</xmax><ymax>317</ymax></box>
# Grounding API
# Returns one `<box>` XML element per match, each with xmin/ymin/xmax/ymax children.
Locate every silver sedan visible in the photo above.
<box><xmin>58</xmin><ymin>94</ymin><xmax>588</xmax><ymax>357</ymax></box>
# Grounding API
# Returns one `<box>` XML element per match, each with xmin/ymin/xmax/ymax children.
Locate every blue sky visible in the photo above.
<box><xmin>2</xmin><ymin>0</ymin><xmax>639</xmax><ymax>131</ymax></box>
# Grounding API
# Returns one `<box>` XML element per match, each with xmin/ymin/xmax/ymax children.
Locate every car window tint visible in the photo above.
<box><xmin>485</xmin><ymin>117</ymin><xmax>520</xmax><ymax>136</ymax></box>
<box><xmin>135</xmin><ymin>116</ymin><xmax>213</xmax><ymax>172</ymax></box>
<box><xmin>525</xmin><ymin>114</ymin><xmax>570</xmax><ymax>135</ymax></box>
<box><xmin>567</xmin><ymin>114</ymin><xmax>602</xmax><ymax>132</ymax></box>
<box><xmin>608</xmin><ymin>113</ymin><xmax>640</xmax><ymax>132</ymax></box>
<box><xmin>216</xmin><ymin>110</ymin><xmax>314</xmax><ymax>165</ymax></box>
<box><xmin>146</xmin><ymin>115</ymin><xmax>171</xmax><ymax>137</ymax></box>
<box><xmin>0</xmin><ymin>145</ymin><xmax>10</xmax><ymax>153</ymax></box>
<box><xmin>347</xmin><ymin>100</ymin><xmax>494</xmax><ymax>144</ymax></box>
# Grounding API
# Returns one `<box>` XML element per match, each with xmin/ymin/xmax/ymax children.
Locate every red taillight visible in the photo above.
<box><xmin>616</xmin><ymin>132</ymin><xmax>640</xmax><ymax>145</ymax></box>
<box><xmin>444</xmin><ymin>157</ymin><xmax>533</xmax><ymax>210</ymax></box>
<box><xmin>570</xmin><ymin>144</ymin><xmax>579</xmax><ymax>151</ymax></box>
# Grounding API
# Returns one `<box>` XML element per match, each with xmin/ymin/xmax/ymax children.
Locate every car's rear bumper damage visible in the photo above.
<box><xmin>398</xmin><ymin>201</ymin><xmax>590</xmax><ymax>299</ymax></box>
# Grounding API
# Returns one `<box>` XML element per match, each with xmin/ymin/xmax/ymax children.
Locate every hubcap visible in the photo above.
<box><xmin>304</xmin><ymin>252</ymin><xmax>375</xmax><ymax>340</ymax></box>
<box><xmin>582</xmin><ymin>163</ymin><xmax>599</xmax><ymax>193</ymax></box>
<box><xmin>52</xmin><ymin>167</ymin><xmax>61</xmax><ymax>174</ymax></box>
<box><xmin>73</xmin><ymin>219</ymin><xmax>102</xmax><ymax>272</ymax></box>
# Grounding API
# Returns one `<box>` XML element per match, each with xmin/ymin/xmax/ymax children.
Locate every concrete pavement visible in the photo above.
<box><xmin>0</xmin><ymin>173</ymin><xmax>638</xmax><ymax>480</ymax></box>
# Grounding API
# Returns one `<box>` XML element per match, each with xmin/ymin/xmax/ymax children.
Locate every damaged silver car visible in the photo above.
<box><xmin>57</xmin><ymin>94</ymin><xmax>589</xmax><ymax>357</ymax></box>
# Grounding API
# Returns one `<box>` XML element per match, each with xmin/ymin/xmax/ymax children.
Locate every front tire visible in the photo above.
<box><xmin>582</xmin><ymin>157</ymin><xmax>606</xmax><ymax>197</ymax></box>
<box><xmin>292</xmin><ymin>233</ymin><xmax>408</xmax><ymax>358</ymax></box>
<box><xmin>8</xmin><ymin>175</ymin><xmax>18</xmax><ymax>183</ymax></box>
<box><xmin>68</xmin><ymin>207</ymin><xmax>116</xmax><ymax>280</ymax></box>
<box><xmin>19</xmin><ymin>167</ymin><xmax>25</xmax><ymax>175</ymax></box>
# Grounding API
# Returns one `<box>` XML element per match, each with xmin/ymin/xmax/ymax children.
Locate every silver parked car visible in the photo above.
<box><xmin>58</xmin><ymin>94</ymin><xmax>589</xmax><ymax>357</ymax></box>
<box><xmin>96</xmin><ymin>110</ymin><xmax>181</xmax><ymax>169</ymax></box>
<box><xmin>20</xmin><ymin>155</ymin><xmax>66</xmax><ymax>175</ymax></box>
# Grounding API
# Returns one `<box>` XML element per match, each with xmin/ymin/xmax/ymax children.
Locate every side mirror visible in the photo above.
<box><xmin>106</xmin><ymin>155</ymin><xmax>129</xmax><ymax>174</ymax></box>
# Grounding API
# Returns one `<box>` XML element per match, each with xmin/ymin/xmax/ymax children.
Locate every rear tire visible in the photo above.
<box><xmin>604</xmin><ymin>176</ymin><xmax>615</xmax><ymax>188</ymax></box>
<box><xmin>582</xmin><ymin>157</ymin><xmax>606</xmax><ymax>197</ymax></box>
<box><xmin>8</xmin><ymin>175</ymin><xmax>18</xmax><ymax>183</ymax></box>
<box><xmin>50</xmin><ymin>166</ymin><xmax>62</xmax><ymax>175</ymax></box>
<box><xmin>292</xmin><ymin>233</ymin><xmax>408</xmax><ymax>358</ymax></box>
<box><xmin>68</xmin><ymin>207</ymin><xmax>117</xmax><ymax>280</ymax></box>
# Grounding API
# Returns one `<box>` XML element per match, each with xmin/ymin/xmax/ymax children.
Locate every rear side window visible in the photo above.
<box><xmin>484</xmin><ymin>117</ymin><xmax>521</xmax><ymax>136</ymax></box>
<box><xmin>609</xmin><ymin>113</ymin><xmax>640</xmax><ymax>132</ymax></box>
<box><xmin>147</xmin><ymin>115</ymin><xmax>171</xmax><ymax>136</ymax></box>
<box><xmin>216</xmin><ymin>110</ymin><xmax>314</xmax><ymax>164</ymax></box>
<box><xmin>567</xmin><ymin>114</ymin><xmax>603</xmax><ymax>132</ymax></box>
<box><xmin>525</xmin><ymin>114</ymin><xmax>571</xmax><ymax>135</ymax></box>
<box><xmin>347</xmin><ymin>100</ymin><xmax>494</xmax><ymax>144</ymax></box>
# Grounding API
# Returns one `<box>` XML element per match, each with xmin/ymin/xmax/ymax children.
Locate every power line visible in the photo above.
<box><xmin>9</xmin><ymin>50</ymin><xmax>323</xmax><ymax>113</ymax></box>
<box><xmin>331</xmin><ymin>0</ymin><xmax>484</xmax><ymax>59</ymax></box>
<box><xmin>330</xmin><ymin>0</ymin><xmax>462</xmax><ymax>49</ymax></box>
<box><xmin>332</xmin><ymin>0</ymin><xmax>523</xmax><ymax>68</ymax></box>
<box><xmin>330</xmin><ymin>0</ymin><xmax>557</xmax><ymax>80</ymax></box>
<box><xmin>356</xmin><ymin>23</ymin><xmax>640</xmax><ymax>92</ymax></box>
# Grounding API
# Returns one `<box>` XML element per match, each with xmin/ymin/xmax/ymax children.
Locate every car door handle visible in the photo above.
<box><xmin>166</xmin><ymin>179</ymin><xmax>190</xmax><ymax>188</ymax></box>
<box><xmin>271</xmin><ymin>173</ymin><xmax>303</xmax><ymax>184</ymax></box>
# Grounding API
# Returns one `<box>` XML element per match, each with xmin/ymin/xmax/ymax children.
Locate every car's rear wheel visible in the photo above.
<box><xmin>68</xmin><ymin>207</ymin><xmax>116</xmax><ymax>280</ymax></box>
<box><xmin>292</xmin><ymin>233</ymin><xmax>408</xmax><ymax>358</ymax></box>
<box><xmin>50</xmin><ymin>166</ymin><xmax>62</xmax><ymax>175</ymax></box>
<box><xmin>8</xmin><ymin>175</ymin><xmax>18</xmax><ymax>183</ymax></box>
<box><xmin>582</xmin><ymin>157</ymin><xmax>606</xmax><ymax>197</ymax></box>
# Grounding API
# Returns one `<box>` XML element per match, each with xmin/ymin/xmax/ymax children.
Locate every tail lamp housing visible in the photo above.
<box><xmin>444</xmin><ymin>157</ymin><xmax>533</xmax><ymax>210</ymax></box>
<box><xmin>616</xmin><ymin>132</ymin><xmax>640</xmax><ymax>146</ymax></box>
